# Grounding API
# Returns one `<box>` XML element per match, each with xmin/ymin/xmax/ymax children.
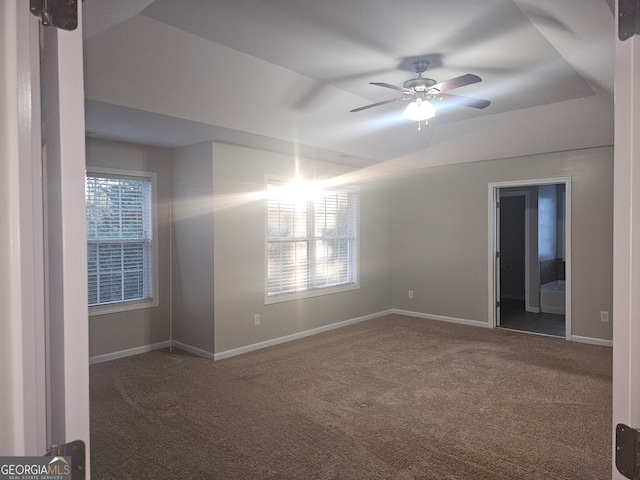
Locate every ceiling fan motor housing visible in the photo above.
<box><xmin>404</xmin><ymin>60</ymin><xmax>437</xmax><ymax>91</ymax></box>
<box><xmin>403</xmin><ymin>77</ymin><xmax>437</xmax><ymax>91</ymax></box>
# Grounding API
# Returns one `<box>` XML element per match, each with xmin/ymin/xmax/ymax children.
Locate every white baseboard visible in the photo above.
<box><xmin>89</xmin><ymin>312</ymin><xmax>612</xmax><ymax>366</ymax></box>
<box><xmin>171</xmin><ymin>340</ymin><xmax>215</xmax><ymax>360</ymax></box>
<box><xmin>392</xmin><ymin>309</ymin><xmax>490</xmax><ymax>328</ymax></box>
<box><xmin>89</xmin><ymin>341</ymin><xmax>170</xmax><ymax>365</ymax></box>
<box><xmin>571</xmin><ymin>335</ymin><xmax>613</xmax><ymax>348</ymax></box>
<box><xmin>88</xmin><ymin>311</ymin><xmax>393</xmax><ymax>364</ymax></box>
<box><xmin>214</xmin><ymin>310</ymin><xmax>394</xmax><ymax>361</ymax></box>
<box><xmin>525</xmin><ymin>306</ymin><xmax>540</xmax><ymax>314</ymax></box>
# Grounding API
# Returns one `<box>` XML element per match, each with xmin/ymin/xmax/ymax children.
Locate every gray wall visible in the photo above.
<box><xmin>87</xmin><ymin>139</ymin><xmax>613</xmax><ymax>358</ymax></box>
<box><xmin>170</xmin><ymin>142</ymin><xmax>215</xmax><ymax>354</ymax></box>
<box><xmin>212</xmin><ymin>142</ymin><xmax>393</xmax><ymax>353</ymax></box>
<box><xmin>86</xmin><ymin>138</ymin><xmax>172</xmax><ymax>357</ymax></box>
<box><xmin>391</xmin><ymin>146</ymin><xmax>613</xmax><ymax>341</ymax></box>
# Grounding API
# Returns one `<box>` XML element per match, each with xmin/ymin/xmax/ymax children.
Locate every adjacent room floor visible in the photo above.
<box><xmin>499</xmin><ymin>298</ymin><xmax>565</xmax><ymax>337</ymax></box>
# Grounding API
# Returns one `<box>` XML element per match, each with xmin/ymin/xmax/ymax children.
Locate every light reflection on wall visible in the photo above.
<box><xmin>538</xmin><ymin>184</ymin><xmax>566</xmax><ymax>262</ymax></box>
<box><xmin>538</xmin><ymin>184</ymin><xmax>558</xmax><ymax>261</ymax></box>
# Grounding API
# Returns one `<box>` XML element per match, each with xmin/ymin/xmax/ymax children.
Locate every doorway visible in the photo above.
<box><xmin>488</xmin><ymin>178</ymin><xmax>572</xmax><ymax>340</ymax></box>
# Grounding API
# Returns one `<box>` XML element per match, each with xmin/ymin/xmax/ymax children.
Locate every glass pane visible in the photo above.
<box><xmin>97</xmin><ymin>273</ymin><xmax>122</xmax><ymax>304</ymax></box>
<box><xmin>336</xmin><ymin>192</ymin><xmax>353</xmax><ymax>236</ymax></box>
<box><xmin>267</xmin><ymin>183</ymin><xmax>308</xmax><ymax>238</ymax></box>
<box><xmin>87</xmin><ymin>244</ymin><xmax>98</xmax><ymax>305</ymax></box>
<box><xmin>120</xmin><ymin>180</ymin><xmax>145</xmax><ymax>238</ymax></box>
<box><xmin>267</xmin><ymin>241</ymin><xmax>308</xmax><ymax>295</ymax></box>
<box><xmin>85</xmin><ymin>176</ymin><xmax>148</xmax><ymax>240</ymax></box>
<box><xmin>97</xmin><ymin>243</ymin><xmax>122</xmax><ymax>303</ymax></box>
<box><xmin>123</xmin><ymin>243</ymin><xmax>145</xmax><ymax>300</ymax></box>
<box><xmin>123</xmin><ymin>273</ymin><xmax>144</xmax><ymax>300</ymax></box>
<box><xmin>314</xmin><ymin>239</ymin><xmax>350</xmax><ymax>287</ymax></box>
<box><xmin>314</xmin><ymin>191</ymin><xmax>353</xmax><ymax>237</ymax></box>
<box><xmin>92</xmin><ymin>242</ymin><xmax>147</xmax><ymax>304</ymax></box>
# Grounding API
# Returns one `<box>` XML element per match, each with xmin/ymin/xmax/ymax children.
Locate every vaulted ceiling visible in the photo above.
<box><xmin>83</xmin><ymin>0</ymin><xmax>614</xmax><ymax>167</ymax></box>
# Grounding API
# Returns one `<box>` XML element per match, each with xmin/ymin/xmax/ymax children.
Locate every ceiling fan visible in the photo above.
<box><xmin>350</xmin><ymin>60</ymin><xmax>491</xmax><ymax>130</ymax></box>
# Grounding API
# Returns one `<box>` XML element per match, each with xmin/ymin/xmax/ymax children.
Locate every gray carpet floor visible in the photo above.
<box><xmin>90</xmin><ymin>314</ymin><xmax>612</xmax><ymax>479</ymax></box>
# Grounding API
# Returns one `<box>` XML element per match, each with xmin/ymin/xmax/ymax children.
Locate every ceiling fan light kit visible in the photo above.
<box><xmin>403</xmin><ymin>98</ymin><xmax>435</xmax><ymax>130</ymax></box>
<box><xmin>351</xmin><ymin>60</ymin><xmax>490</xmax><ymax>130</ymax></box>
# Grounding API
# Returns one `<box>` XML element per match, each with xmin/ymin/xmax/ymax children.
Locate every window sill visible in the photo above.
<box><xmin>265</xmin><ymin>282</ymin><xmax>359</xmax><ymax>305</ymax></box>
<box><xmin>89</xmin><ymin>298</ymin><xmax>159</xmax><ymax>317</ymax></box>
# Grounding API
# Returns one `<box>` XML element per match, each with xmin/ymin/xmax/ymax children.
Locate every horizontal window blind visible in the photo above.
<box><xmin>266</xmin><ymin>179</ymin><xmax>358</xmax><ymax>298</ymax></box>
<box><xmin>86</xmin><ymin>174</ymin><xmax>153</xmax><ymax>307</ymax></box>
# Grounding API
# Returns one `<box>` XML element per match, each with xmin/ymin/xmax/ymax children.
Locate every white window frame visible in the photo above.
<box><xmin>86</xmin><ymin>167</ymin><xmax>159</xmax><ymax>316</ymax></box>
<box><xmin>264</xmin><ymin>175</ymin><xmax>360</xmax><ymax>305</ymax></box>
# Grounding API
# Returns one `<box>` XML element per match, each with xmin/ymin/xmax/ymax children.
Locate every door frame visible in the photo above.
<box><xmin>488</xmin><ymin>177</ymin><xmax>572</xmax><ymax>340</ymax></box>
<box><xmin>1</xmin><ymin>0</ymin><xmax>89</xmax><ymax>460</ymax></box>
<box><xmin>0</xmin><ymin>1</ymin><xmax>47</xmax><ymax>454</ymax></box>
<box><xmin>613</xmin><ymin>6</ymin><xmax>640</xmax><ymax>476</ymax></box>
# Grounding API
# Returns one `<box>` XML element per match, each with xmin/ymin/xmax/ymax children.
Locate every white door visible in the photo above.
<box><xmin>612</xmin><ymin>8</ymin><xmax>640</xmax><ymax>478</ymax></box>
<box><xmin>40</xmin><ymin>2</ymin><xmax>91</xmax><ymax>471</ymax></box>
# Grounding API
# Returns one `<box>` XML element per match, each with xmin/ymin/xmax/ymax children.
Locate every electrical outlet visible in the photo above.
<box><xmin>254</xmin><ymin>314</ymin><xmax>260</xmax><ymax>326</ymax></box>
<box><xmin>600</xmin><ymin>311</ymin><xmax>609</xmax><ymax>323</ymax></box>
<box><xmin>408</xmin><ymin>290</ymin><xmax>414</xmax><ymax>299</ymax></box>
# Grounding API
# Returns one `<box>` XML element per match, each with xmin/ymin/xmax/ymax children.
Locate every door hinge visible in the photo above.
<box><xmin>616</xmin><ymin>424</ymin><xmax>640</xmax><ymax>479</ymax></box>
<box><xmin>45</xmin><ymin>440</ymin><xmax>85</xmax><ymax>480</ymax></box>
<box><xmin>496</xmin><ymin>251</ymin><xmax>501</xmax><ymax>259</ymax></box>
<box><xmin>30</xmin><ymin>0</ymin><xmax>78</xmax><ymax>31</ymax></box>
<box><xmin>496</xmin><ymin>301</ymin><xmax>500</xmax><ymax>308</ymax></box>
<box><xmin>620</xmin><ymin>0</ymin><xmax>640</xmax><ymax>41</ymax></box>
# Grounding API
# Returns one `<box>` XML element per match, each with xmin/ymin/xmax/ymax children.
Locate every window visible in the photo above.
<box><xmin>86</xmin><ymin>168</ymin><xmax>158</xmax><ymax>314</ymax></box>
<box><xmin>266</xmin><ymin>177</ymin><xmax>359</xmax><ymax>303</ymax></box>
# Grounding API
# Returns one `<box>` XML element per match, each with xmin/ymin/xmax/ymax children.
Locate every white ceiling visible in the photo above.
<box><xmin>83</xmin><ymin>0</ymin><xmax>614</xmax><ymax>167</ymax></box>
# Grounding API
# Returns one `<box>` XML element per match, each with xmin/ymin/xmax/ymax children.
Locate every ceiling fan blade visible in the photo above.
<box><xmin>437</xmin><ymin>93</ymin><xmax>491</xmax><ymax>109</ymax></box>
<box><xmin>370</xmin><ymin>82</ymin><xmax>415</xmax><ymax>95</ymax></box>
<box><xmin>429</xmin><ymin>74</ymin><xmax>482</xmax><ymax>93</ymax></box>
<box><xmin>350</xmin><ymin>98</ymin><xmax>403</xmax><ymax>113</ymax></box>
